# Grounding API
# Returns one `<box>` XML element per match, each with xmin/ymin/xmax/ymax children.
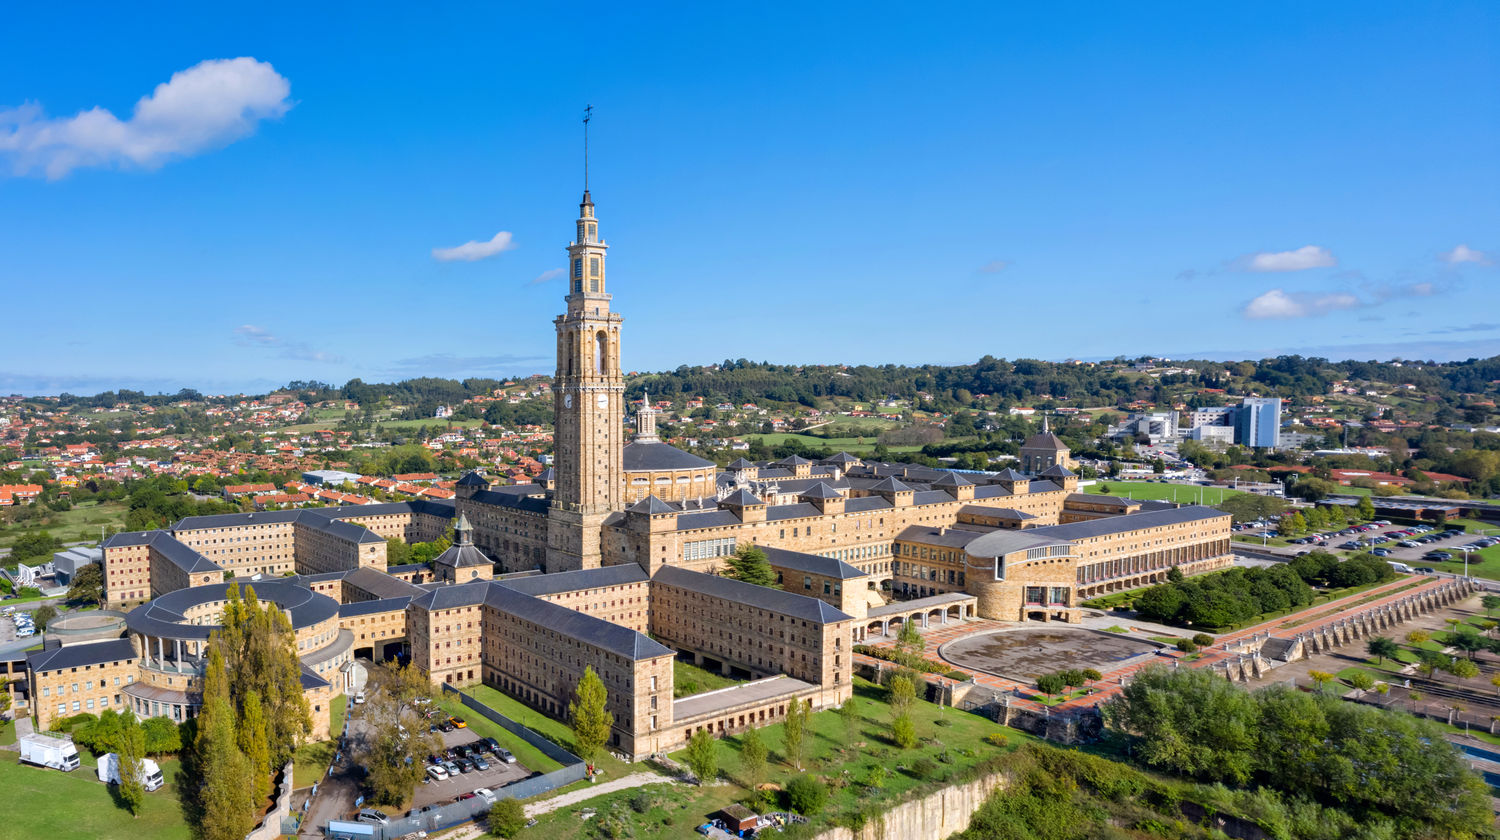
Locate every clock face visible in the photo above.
<box><xmin>596</xmin><ymin>394</ymin><xmax>609</xmax><ymax>409</ymax></box>
<box><xmin>563</xmin><ymin>394</ymin><xmax>573</xmax><ymax>409</ymax></box>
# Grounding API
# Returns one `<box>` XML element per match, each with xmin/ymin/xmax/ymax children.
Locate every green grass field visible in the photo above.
<box><xmin>747</xmin><ymin>432</ymin><xmax>923</xmax><ymax>454</ymax></box>
<box><xmin>1083</xmin><ymin>481</ymin><xmax>1243</xmax><ymax>504</ymax></box>
<box><xmin>672</xmin><ymin>660</ymin><xmax>744</xmax><ymax>698</ymax></box>
<box><xmin>520</xmin><ymin>678</ymin><xmax>1031</xmax><ymax>840</ymax></box>
<box><xmin>0</xmin><ymin>499</ymin><xmax>129</xmax><ymax>549</ymax></box>
<box><xmin>291</xmin><ymin>693</ymin><xmax>347</xmax><ymax>789</ymax></box>
<box><xmin>461</xmin><ymin>684</ymin><xmax>627</xmax><ymax>779</ymax></box>
<box><xmin>0</xmin><ymin>753</ymin><xmax>189</xmax><ymax>840</ymax></box>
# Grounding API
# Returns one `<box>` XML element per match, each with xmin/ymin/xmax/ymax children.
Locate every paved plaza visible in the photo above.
<box><xmin>939</xmin><ymin>627</ymin><xmax>1160</xmax><ymax>680</ymax></box>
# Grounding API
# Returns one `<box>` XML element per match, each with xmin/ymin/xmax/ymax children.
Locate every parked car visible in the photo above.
<box><xmin>427</xmin><ymin>765</ymin><xmax>449</xmax><ymax>781</ymax></box>
<box><xmin>455</xmin><ymin>758</ymin><xmax>474</xmax><ymax>774</ymax></box>
<box><xmin>356</xmin><ymin>809</ymin><xmax>389</xmax><ymax>825</ymax></box>
<box><xmin>443</xmin><ymin>760</ymin><xmax>461</xmax><ymax>777</ymax></box>
<box><xmin>472</xmin><ymin>755</ymin><xmax>490</xmax><ymax>771</ymax></box>
<box><xmin>440</xmin><ymin>721</ymin><xmax>455</xmax><ymax>732</ymax></box>
<box><xmin>482</xmin><ymin>737</ymin><xmax>501</xmax><ymax>752</ymax></box>
<box><xmin>449</xmin><ymin>717</ymin><xmax>467</xmax><ymax>729</ymax></box>
<box><xmin>1415</xmin><ymin>567</ymin><xmax>1437</xmax><ymax>574</ymax></box>
<box><xmin>498</xmin><ymin>748</ymin><xmax>516</xmax><ymax>764</ymax></box>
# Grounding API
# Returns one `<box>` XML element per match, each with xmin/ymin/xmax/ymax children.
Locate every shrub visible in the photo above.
<box><xmin>911</xmin><ymin>758</ymin><xmax>939</xmax><ymax>779</ymax></box>
<box><xmin>1192</xmin><ymin>633</ymin><xmax>1214</xmax><ymax>647</ymax></box>
<box><xmin>944</xmin><ymin>669</ymin><xmax>971</xmax><ymax>681</ymax></box>
<box><xmin>486</xmin><ymin>797</ymin><xmax>526</xmax><ymax>838</ymax></box>
<box><xmin>1036</xmin><ymin>673</ymin><xmax>1066</xmax><ymax>695</ymax></box>
<box><xmin>984</xmin><ymin>733</ymin><xmax>1009</xmax><ymax>748</ymax></box>
<box><xmin>786</xmin><ymin>775</ymin><xmax>828</xmax><ymax>815</ymax></box>
<box><xmin>1175</xmin><ymin>638</ymin><xmax>1198</xmax><ymax>654</ymax></box>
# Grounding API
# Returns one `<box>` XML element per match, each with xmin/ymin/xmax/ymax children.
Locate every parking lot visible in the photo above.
<box><xmin>408</xmin><ymin>724</ymin><xmax>534</xmax><ymax>810</ymax></box>
<box><xmin>0</xmin><ymin>608</ymin><xmax>36</xmax><ymax>642</ymax></box>
<box><xmin>1238</xmin><ymin>519</ymin><xmax>1499</xmax><ymax>573</ymax></box>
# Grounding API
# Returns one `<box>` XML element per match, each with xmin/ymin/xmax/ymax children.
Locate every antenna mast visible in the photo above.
<box><xmin>582</xmin><ymin>104</ymin><xmax>593</xmax><ymax>191</ymax></box>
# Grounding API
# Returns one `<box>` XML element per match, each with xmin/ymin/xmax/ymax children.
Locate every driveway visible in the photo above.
<box><xmin>410</xmin><ymin>728</ymin><xmax>534</xmax><ymax>809</ymax></box>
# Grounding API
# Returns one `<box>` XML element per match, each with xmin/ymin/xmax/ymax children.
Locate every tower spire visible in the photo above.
<box><xmin>582</xmin><ymin>104</ymin><xmax>593</xmax><ymax>194</ymax></box>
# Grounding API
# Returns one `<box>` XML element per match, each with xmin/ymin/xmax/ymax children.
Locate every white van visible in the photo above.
<box><xmin>1387</xmin><ymin>561</ymin><xmax>1414</xmax><ymax>574</ymax></box>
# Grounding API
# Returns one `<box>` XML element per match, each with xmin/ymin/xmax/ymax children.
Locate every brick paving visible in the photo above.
<box><xmin>859</xmin><ymin>575</ymin><xmax>1453</xmax><ymax>716</ymax></box>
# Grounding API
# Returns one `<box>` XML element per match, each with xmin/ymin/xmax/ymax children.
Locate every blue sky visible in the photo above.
<box><xmin>2</xmin><ymin>3</ymin><xmax>1497</xmax><ymax>395</ymax></box>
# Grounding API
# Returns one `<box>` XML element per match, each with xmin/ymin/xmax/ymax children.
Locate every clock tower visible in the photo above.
<box><xmin>546</xmin><ymin>189</ymin><xmax>625</xmax><ymax>572</ymax></box>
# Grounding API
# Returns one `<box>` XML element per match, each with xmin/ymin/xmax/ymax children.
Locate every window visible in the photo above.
<box><xmin>590</xmin><ymin>256</ymin><xmax>600</xmax><ymax>277</ymax></box>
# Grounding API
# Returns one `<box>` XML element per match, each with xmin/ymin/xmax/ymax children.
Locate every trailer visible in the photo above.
<box><xmin>96</xmin><ymin>752</ymin><xmax>165</xmax><ymax>791</ymax></box>
<box><xmin>18</xmin><ymin>732</ymin><xmax>81</xmax><ymax>772</ymax></box>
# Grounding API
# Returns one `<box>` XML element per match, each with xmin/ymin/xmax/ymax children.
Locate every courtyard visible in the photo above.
<box><xmin>938</xmin><ymin>627</ymin><xmax>1161</xmax><ymax>680</ymax></box>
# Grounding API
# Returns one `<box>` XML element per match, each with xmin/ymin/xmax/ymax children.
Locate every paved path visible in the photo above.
<box><xmin>437</xmin><ymin>772</ymin><xmax>676</xmax><ymax>839</ymax></box>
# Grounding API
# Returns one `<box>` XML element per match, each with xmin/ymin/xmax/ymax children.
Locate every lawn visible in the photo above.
<box><xmin>747</xmin><ymin>433</ymin><xmax>923</xmax><ymax>454</ymax></box>
<box><xmin>434</xmin><ymin>694</ymin><xmax>563</xmax><ymax>774</ymax></box>
<box><xmin>673</xmin><ymin>659</ymin><xmax>744</xmax><ymax>698</ymax></box>
<box><xmin>291</xmin><ymin>693</ymin><xmax>346</xmax><ymax>789</ymax></box>
<box><xmin>0</xmin><ymin>499</ymin><xmax>129</xmax><ymax>550</ymax></box>
<box><xmin>520</xmin><ymin>677</ymin><xmax>1033</xmax><ymax>840</ymax></box>
<box><xmin>1083</xmin><ymin>481</ymin><xmax>1244</xmax><ymax>504</ymax></box>
<box><xmin>0</xmin><ymin>752</ymin><xmax>190</xmax><ymax>840</ymax></box>
<box><xmin>460</xmin><ymin>684</ymin><xmax>629</xmax><ymax>780</ymax></box>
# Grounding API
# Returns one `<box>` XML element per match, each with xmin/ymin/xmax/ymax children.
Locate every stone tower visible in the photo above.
<box><xmin>547</xmin><ymin>190</ymin><xmax>625</xmax><ymax>572</ymax></box>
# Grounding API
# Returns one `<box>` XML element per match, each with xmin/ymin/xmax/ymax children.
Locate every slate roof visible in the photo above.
<box><xmin>623</xmin><ymin>441</ymin><xmax>715</xmax><ymax>471</ymax></box>
<box><xmin>1039</xmin><ymin>464</ymin><xmax>1075</xmax><ymax>478</ymax></box>
<box><xmin>896</xmin><ymin>525</ymin><xmax>982</xmax><ymax>549</ymax></box>
<box><xmin>628</xmin><ymin>495</ymin><xmax>676</xmax><ymax>515</ymax></box>
<box><xmin>1022</xmin><ymin>432</ymin><xmax>1069</xmax><ymax>451</ymax></box>
<box><xmin>28</xmin><ymin>638</ymin><xmax>137</xmax><ymax>673</ymax></box>
<box><xmin>765</xmin><ymin>503</ymin><xmax>820</xmax><ymax>521</ymax></box>
<box><xmin>338</xmin><ymin>596</ymin><xmax>413</xmax><ymax>617</ymax></box>
<box><xmin>971</xmin><ymin>485</ymin><xmax>1013</xmax><ymax>500</ymax></box>
<box><xmin>456</xmin><ymin>471</ymin><xmax>491</xmax><ymax>487</ymax></box>
<box><xmin>470</xmin><ymin>486</ymin><xmax>551</xmax><ymax>514</ymax></box>
<box><xmin>674</xmin><ymin>510</ymin><xmax>743</xmax><ymax>531</ymax></box>
<box><xmin>823</xmin><ymin>452</ymin><xmax>861</xmax><ymax>465</ymax></box>
<box><xmin>965</xmin><ymin>505</ymin><xmax>1228</xmax><ymax>558</ymax></box>
<box><xmin>720</xmin><ymin>488</ymin><xmax>764</xmax><ymax>507</ymax></box>
<box><xmin>991</xmin><ymin>469</ymin><xmax>1029</xmax><ymax>481</ymax></box>
<box><xmin>843</xmin><ymin>496</ymin><xmax>891</xmax><ymax>513</ymax></box>
<box><xmin>411</xmin><ymin>580</ymin><xmax>491</xmax><ymax>611</ymax></box>
<box><xmin>957</xmin><ymin>504</ymin><xmax>1035</xmax><ymax>521</ymax></box>
<box><xmin>126</xmin><ymin>579</ymin><xmax>340</xmax><ymax>640</ymax></box>
<box><xmin>776</xmin><ymin>455</ymin><xmax>814</xmax><ymax>466</ymax></box>
<box><xmin>760</xmin><ymin>546</ymin><xmax>865</xmax><ymax>579</ymax></box>
<box><xmin>727</xmin><ymin>458</ymin><xmax>757</xmax><ymax>470</ymax></box>
<box><xmin>911</xmin><ymin>490</ymin><xmax>954</xmax><ymax>506</ymax></box>
<box><xmin>652</xmin><ymin>565</ymin><xmax>853</xmax><ymax>624</ymax></box>
<box><xmin>343</xmin><ymin>566</ymin><xmax>425</xmax><ymax>599</ymax></box>
<box><xmin>496</xmin><ymin>564</ymin><xmax>650</xmax><ymax>597</ymax></box>
<box><xmin>869</xmin><ymin>477</ymin><xmax>913</xmax><ymax>493</ymax></box>
<box><xmin>797</xmin><ymin>482</ymin><xmax>843</xmax><ymax>500</ymax></box>
<box><xmin>931</xmin><ymin>472</ymin><xmax>975</xmax><ymax>487</ymax></box>
<box><xmin>146</xmin><ymin>532</ymin><xmax>220</xmax><ymax>574</ymax></box>
<box><xmin>755</xmin><ymin>468</ymin><xmax>794</xmax><ymax>479</ymax></box>
<box><xmin>482</xmin><ymin>584</ymin><xmax>673</xmax><ymax>660</ymax></box>
<box><xmin>1028</xmin><ymin>480</ymin><xmax>1062</xmax><ymax>493</ymax></box>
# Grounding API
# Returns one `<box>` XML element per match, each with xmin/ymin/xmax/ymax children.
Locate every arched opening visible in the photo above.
<box><xmin>595</xmin><ymin>331</ymin><xmax>607</xmax><ymax>374</ymax></box>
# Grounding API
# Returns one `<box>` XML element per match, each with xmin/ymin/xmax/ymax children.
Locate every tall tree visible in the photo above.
<box><xmin>236</xmin><ymin>690</ymin><xmax>272</xmax><ymax>805</ymax></box>
<box><xmin>739</xmin><ymin>727</ymin><xmax>768</xmax><ymax>789</ymax></box>
<box><xmin>568</xmin><ymin>667</ymin><xmax>613</xmax><ymax>767</ymax></box>
<box><xmin>116</xmin><ymin>710</ymin><xmax>147</xmax><ymax>816</ymax></box>
<box><xmin>195</xmin><ymin>648</ymin><xmax>254</xmax><ymax>840</ymax></box>
<box><xmin>725</xmin><ymin>543</ymin><xmax>778</xmax><ymax>588</ymax></box>
<box><xmin>684</xmin><ymin>728</ymin><xmax>719</xmax><ymax>784</ymax></box>
<box><xmin>210</xmin><ymin>584</ymin><xmax>311</xmax><ymax>767</ymax></box>
<box><xmin>66</xmin><ymin>563</ymin><xmax>106</xmax><ymax>607</ymax></box>
<box><xmin>888</xmin><ymin>673</ymin><xmax>916</xmax><ymax>718</ymax></box>
<box><xmin>782</xmin><ymin>697</ymin><xmax>808</xmax><ymax>771</ymax></box>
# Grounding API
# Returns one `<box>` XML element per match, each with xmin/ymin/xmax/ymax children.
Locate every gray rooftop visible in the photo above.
<box><xmin>495</xmin><ymin>564</ymin><xmax>650</xmax><ymax>597</ymax></box>
<box><xmin>623</xmin><ymin>440</ymin><xmax>715</xmax><ymax>471</ymax></box>
<box><xmin>896</xmin><ymin>525</ymin><xmax>982</xmax><ymax>549</ymax></box>
<box><xmin>965</xmin><ymin>505</ymin><xmax>1228</xmax><ymax>558</ymax></box>
<box><xmin>28</xmin><ymin>638</ymin><xmax>137</xmax><ymax>673</ymax></box>
<box><xmin>761</xmin><ymin>546</ymin><xmax>865</xmax><ymax>580</ymax></box>
<box><xmin>652</xmin><ymin>565</ymin><xmax>853</xmax><ymax>624</ymax></box>
<box><xmin>481</xmin><ymin>584</ymin><xmax>673</xmax><ymax>660</ymax></box>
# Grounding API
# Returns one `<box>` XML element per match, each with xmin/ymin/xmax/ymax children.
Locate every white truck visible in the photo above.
<box><xmin>96</xmin><ymin>753</ymin><xmax>165</xmax><ymax>791</ymax></box>
<box><xmin>18</xmin><ymin>732</ymin><xmax>81</xmax><ymax>772</ymax></box>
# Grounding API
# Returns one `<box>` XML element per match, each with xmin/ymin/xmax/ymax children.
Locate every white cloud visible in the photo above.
<box><xmin>1245</xmin><ymin>245</ymin><xmax>1337</xmax><ymax>272</ymax></box>
<box><xmin>0</xmin><ymin>57</ymin><xmax>292</xmax><ymax>179</ymax></box>
<box><xmin>977</xmin><ymin>260</ymin><xmax>1009</xmax><ymax>274</ymax></box>
<box><xmin>1441</xmin><ymin>244</ymin><xmax>1491</xmax><ymax>265</ymax></box>
<box><xmin>1242</xmin><ymin>289</ymin><xmax>1361</xmax><ymax>319</ymax></box>
<box><xmin>233</xmin><ymin>324</ymin><xmax>341</xmax><ymax>363</ymax></box>
<box><xmin>528</xmin><ymin>267</ymin><xmax>565</xmax><ymax>285</ymax></box>
<box><xmin>432</xmin><ymin>231</ymin><xmax>517</xmax><ymax>262</ymax></box>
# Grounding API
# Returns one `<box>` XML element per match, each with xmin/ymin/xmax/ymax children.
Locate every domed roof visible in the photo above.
<box><xmin>622</xmin><ymin>440</ymin><xmax>715</xmax><ymax>471</ymax></box>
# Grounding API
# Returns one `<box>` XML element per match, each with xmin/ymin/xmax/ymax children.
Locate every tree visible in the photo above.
<box><xmin>892</xmin><ymin>714</ymin><xmax>917</xmax><ymax>749</ymax></box>
<box><xmin>1483</xmin><ymin>594</ymin><xmax>1500</xmax><ymax>617</ymax></box>
<box><xmin>1405</xmin><ymin>630</ymin><xmax>1430</xmax><ymax>646</ymax></box>
<box><xmin>738</xmin><ymin>727</ymin><xmax>767</xmax><ymax>789</ymax></box>
<box><xmin>1448</xmin><ymin>658</ymin><xmax>1481</xmax><ymax>680</ymax></box>
<box><xmin>358</xmin><ymin>666</ymin><xmax>441</xmax><ymax>807</ymax></box>
<box><xmin>195</xmin><ymin>648</ymin><xmax>255</xmax><ymax>840</ymax></box>
<box><xmin>33</xmin><ymin>605</ymin><xmax>57</xmax><ymax>631</ymax></box>
<box><xmin>210</xmin><ymin>585</ymin><xmax>312</xmax><ymax>767</ymax></box>
<box><xmin>1356</xmin><ymin>495</ymin><xmax>1376</xmax><ymax>521</ymax></box>
<box><xmin>724</xmin><ymin>543</ymin><xmax>778</xmax><ymax>588</ymax></box>
<box><xmin>236</xmin><ymin>691</ymin><xmax>272</xmax><ymax>805</ymax></box>
<box><xmin>786</xmin><ymin>774</ymin><xmax>828</xmax><ymax>815</ymax></box>
<box><xmin>1105</xmin><ymin>665</ymin><xmax>1260</xmax><ymax>784</ymax></box>
<box><xmin>116</xmin><ymin>710</ymin><xmax>147</xmax><ymax>816</ymax></box>
<box><xmin>835</xmin><ymin>699</ymin><xmax>858</xmax><ymax>741</ymax></box>
<box><xmin>66</xmin><ymin>563</ymin><xmax>105</xmax><ymax>607</ymax></box>
<box><xmin>895</xmin><ymin>619</ymin><xmax>926</xmax><ymax>657</ymax></box>
<box><xmin>568</xmin><ymin>666</ymin><xmax>613</xmax><ymax>767</ymax></box>
<box><xmin>1347</xmin><ymin>671</ymin><xmax>1375</xmax><ymax>696</ymax></box>
<box><xmin>141</xmin><ymin>716</ymin><xmax>181</xmax><ymax>755</ymax></box>
<box><xmin>1490</xmin><ymin>673</ymin><xmax>1500</xmax><ymax>697</ymax></box>
<box><xmin>487</xmin><ymin>797</ymin><xmax>527</xmax><ymax>838</ymax></box>
<box><xmin>887</xmin><ymin>673</ymin><xmax>916</xmax><ymax>718</ymax></box>
<box><xmin>684</xmin><ymin>728</ymin><xmax>719</xmax><ymax>784</ymax></box>
<box><xmin>1308</xmin><ymin>670</ymin><xmax>1334</xmax><ymax>693</ymax></box>
<box><xmin>1416</xmin><ymin>651</ymin><xmax>1445</xmax><ymax>680</ymax></box>
<box><xmin>782</xmin><ymin>697</ymin><xmax>808</xmax><ymax>771</ymax></box>
<box><xmin>1035</xmin><ymin>673</ymin><xmax>1066</xmax><ymax>697</ymax></box>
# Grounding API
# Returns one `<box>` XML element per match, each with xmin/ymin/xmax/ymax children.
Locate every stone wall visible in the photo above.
<box><xmin>805</xmin><ymin>770</ymin><xmax>1007</xmax><ymax>840</ymax></box>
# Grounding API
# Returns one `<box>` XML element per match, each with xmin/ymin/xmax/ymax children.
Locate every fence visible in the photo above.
<box><xmin>360</xmin><ymin>686</ymin><xmax>588</xmax><ymax>839</ymax></box>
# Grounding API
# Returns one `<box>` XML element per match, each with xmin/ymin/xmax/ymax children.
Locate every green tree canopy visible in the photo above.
<box><xmin>568</xmin><ymin>666</ymin><xmax>614</xmax><ymax>767</ymax></box>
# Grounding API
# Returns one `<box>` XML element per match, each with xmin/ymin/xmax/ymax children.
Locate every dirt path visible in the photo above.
<box><xmin>437</xmin><ymin>772</ymin><xmax>676</xmax><ymax>839</ymax></box>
